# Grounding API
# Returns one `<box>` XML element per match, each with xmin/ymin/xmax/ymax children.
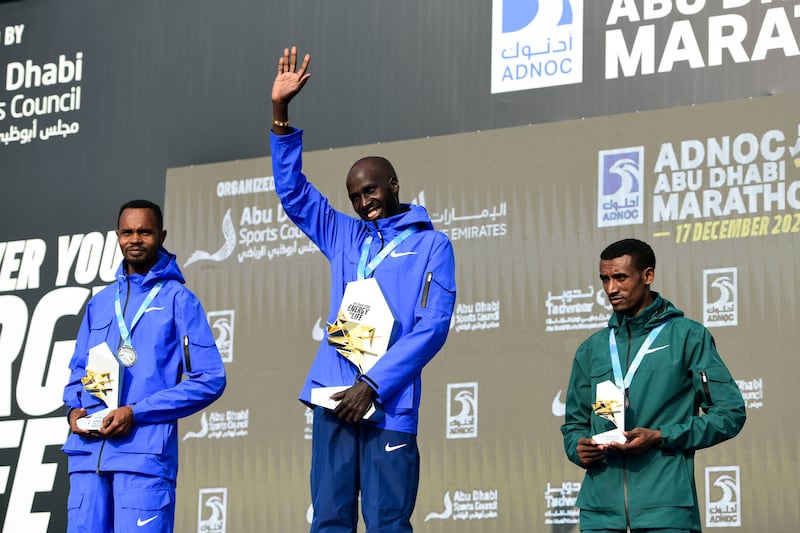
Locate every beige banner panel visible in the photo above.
<box><xmin>166</xmin><ymin>93</ymin><xmax>799</xmax><ymax>532</ymax></box>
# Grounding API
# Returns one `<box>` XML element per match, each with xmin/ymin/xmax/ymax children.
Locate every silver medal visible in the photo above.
<box><xmin>117</xmin><ymin>345</ymin><xmax>137</xmax><ymax>367</ymax></box>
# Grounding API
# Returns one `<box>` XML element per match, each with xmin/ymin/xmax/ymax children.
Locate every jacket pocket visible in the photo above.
<box><xmin>382</xmin><ymin>382</ymin><xmax>415</xmax><ymax>414</ymax></box>
<box><xmin>61</xmin><ymin>433</ymin><xmax>95</xmax><ymax>455</ymax></box>
<box><xmin>697</xmin><ymin>364</ymin><xmax>735</xmax><ymax>407</ymax></box>
<box><xmin>110</xmin><ymin>423</ymin><xmax>166</xmax><ymax>455</ymax></box>
<box><xmin>631</xmin><ymin>452</ymin><xmax>695</xmax><ymax>508</ymax></box>
<box><xmin>87</xmin><ymin>317</ymin><xmax>114</xmax><ymax>349</ymax></box>
<box><xmin>575</xmin><ymin>466</ymin><xmax>616</xmax><ymax>511</ymax></box>
<box><xmin>119</xmin><ymin>488</ymin><xmax>172</xmax><ymax>511</ymax></box>
<box><xmin>67</xmin><ymin>491</ymin><xmax>84</xmax><ymax>511</ymax></box>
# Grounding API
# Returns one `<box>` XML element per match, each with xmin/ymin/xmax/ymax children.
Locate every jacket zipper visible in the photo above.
<box><xmin>421</xmin><ymin>272</ymin><xmax>433</xmax><ymax>308</ymax></box>
<box><xmin>183</xmin><ymin>335</ymin><xmax>193</xmax><ymax>373</ymax></box>
<box><xmin>97</xmin><ymin>278</ymin><xmax>130</xmax><ymax>474</ymax></box>
<box><xmin>623</xmin><ymin>322</ymin><xmax>632</xmax><ymax>531</ymax></box>
<box><xmin>700</xmin><ymin>370</ymin><xmax>713</xmax><ymax>406</ymax></box>
<box><xmin>373</xmin><ymin>222</ymin><xmax>384</xmax><ymax>250</ymax></box>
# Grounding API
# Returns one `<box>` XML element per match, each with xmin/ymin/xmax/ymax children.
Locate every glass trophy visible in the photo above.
<box><xmin>591</xmin><ymin>380</ymin><xmax>627</xmax><ymax>444</ymax></box>
<box><xmin>76</xmin><ymin>343</ymin><xmax>124</xmax><ymax>431</ymax></box>
<box><xmin>312</xmin><ymin>277</ymin><xmax>397</xmax><ymax>421</ymax></box>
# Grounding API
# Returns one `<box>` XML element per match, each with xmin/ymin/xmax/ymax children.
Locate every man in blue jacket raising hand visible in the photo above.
<box><xmin>270</xmin><ymin>46</ymin><xmax>457</xmax><ymax>532</ymax></box>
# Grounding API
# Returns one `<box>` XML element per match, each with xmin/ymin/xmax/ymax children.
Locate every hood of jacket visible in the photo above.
<box><xmin>114</xmin><ymin>246</ymin><xmax>186</xmax><ymax>287</ymax></box>
<box><xmin>365</xmin><ymin>203</ymin><xmax>434</xmax><ymax>238</ymax></box>
<box><xmin>607</xmin><ymin>292</ymin><xmax>684</xmax><ymax>335</ymax></box>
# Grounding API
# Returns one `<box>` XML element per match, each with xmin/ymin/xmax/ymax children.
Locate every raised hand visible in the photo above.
<box><xmin>272</xmin><ymin>46</ymin><xmax>311</xmax><ymax>105</ymax></box>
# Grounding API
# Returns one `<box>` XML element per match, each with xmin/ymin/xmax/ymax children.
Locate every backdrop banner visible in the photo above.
<box><xmin>166</xmin><ymin>93</ymin><xmax>798</xmax><ymax>532</ymax></box>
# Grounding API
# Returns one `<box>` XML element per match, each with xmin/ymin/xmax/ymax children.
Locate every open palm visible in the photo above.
<box><xmin>272</xmin><ymin>46</ymin><xmax>311</xmax><ymax>103</ymax></box>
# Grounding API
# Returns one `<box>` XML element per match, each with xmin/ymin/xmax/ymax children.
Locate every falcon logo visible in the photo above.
<box><xmin>184</xmin><ymin>209</ymin><xmax>236</xmax><ymax>266</ymax></box>
<box><xmin>703</xmin><ymin>268</ymin><xmax>738</xmax><ymax>328</ymax></box>
<box><xmin>197</xmin><ymin>488</ymin><xmax>227</xmax><ymax>533</ymax></box>
<box><xmin>447</xmin><ymin>383</ymin><xmax>478</xmax><ymax>439</ymax></box>
<box><xmin>208</xmin><ymin>309</ymin><xmax>235</xmax><ymax>363</ymax></box>
<box><xmin>501</xmin><ymin>0</ymin><xmax>574</xmax><ymax>33</ymax></box>
<box><xmin>492</xmin><ymin>0</ymin><xmax>584</xmax><ymax>93</ymax></box>
<box><xmin>597</xmin><ymin>147</ymin><xmax>644</xmax><ymax>228</ymax></box>
<box><xmin>705</xmin><ymin>466</ymin><xmax>741</xmax><ymax>527</ymax></box>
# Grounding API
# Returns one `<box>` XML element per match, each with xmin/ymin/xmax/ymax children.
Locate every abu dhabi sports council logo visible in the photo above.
<box><xmin>736</xmin><ymin>377</ymin><xmax>763</xmax><ymax>410</ymax></box>
<box><xmin>183</xmin><ymin>409</ymin><xmax>249</xmax><ymax>441</ymax></box>
<box><xmin>447</xmin><ymin>382</ymin><xmax>478</xmax><ymax>439</ymax></box>
<box><xmin>704</xmin><ymin>268</ymin><xmax>738</xmax><ymax>327</ymax></box>
<box><xmin>185</xmin><ymin>209</ymin><xmax>236</xmax><ymax>267</ymax></box>
<box><xmin>424</xmin><ymin>489</ymin><xmax>499</xmax><ymax>522</ymax></box>
<box><xmin>705</xmin><ymin>466</ymin><xmax>741</xmax><ymax>528</ymax></box>
<box><xmin>597</xmin><ymin>147</ymin><xmax>644</xmax><ymax>228</ymax></box>
<box><xmin>197</xmin><ymin>487</ymin><xmax>227</xmax><ymax>533</ymax></box>
<box><xmin>208</xmin><ymin>309</ymin><xmax>235</xmax><ymax>363</ymax></box>
<box><xmin>491</xmin><ymin>0</ymin><xmax>583</xmax><ymax>93</ymax></box>
<box><xmin>183</xmin><ymin>204</ymin><xmax>319</xmax><ymax>264</ymax></box>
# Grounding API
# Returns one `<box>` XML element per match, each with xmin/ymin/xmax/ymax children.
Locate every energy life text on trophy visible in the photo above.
<box><xmin>77</xmin><ymin>343</ymin><xmax>124</xmax><ymax>431</ymax></box>
<box><xmin>591</xmin><ymin>380</ymin><xmax>627</xmax><ymax>445</ymax></box>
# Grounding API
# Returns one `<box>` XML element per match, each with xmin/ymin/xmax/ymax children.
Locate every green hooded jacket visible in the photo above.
<box><xmin>561</xmin><ymin>293</ymin><xmax>746</xmax><ymax>531</ymax></box>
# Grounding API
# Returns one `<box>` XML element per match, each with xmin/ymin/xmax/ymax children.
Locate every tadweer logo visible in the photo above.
<box><xmin>184</xmin><ymin>209</ymin><xmax>236</xmax><ymax>266</ymax></box>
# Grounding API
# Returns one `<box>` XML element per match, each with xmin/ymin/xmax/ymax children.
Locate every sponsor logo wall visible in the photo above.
<box><xmin>2</xmin><ymin>3</ymin><xmax>799</xmax><ymax>531</ymax></box>
<box><xmin>164</xmin><ymin>93</ymin><xmax>798</xmax><ymax>531</ymax></box>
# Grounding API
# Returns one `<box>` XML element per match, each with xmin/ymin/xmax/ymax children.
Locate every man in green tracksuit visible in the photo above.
<box><xmin>561</xmin><ymin>239</ymin><xmax>746</xmax><ymax>533</ymax></box>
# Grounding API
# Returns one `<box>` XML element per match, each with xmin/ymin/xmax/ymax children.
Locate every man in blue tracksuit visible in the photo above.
<box><xmin>270</xmin><ymin>47</ymin><xmax>456</xmax><ymax>532</ymax></box>
<box><xmin>62</xmin><ymin>199</ymin><xmax>226</xmax><ymax>533</ymax></box>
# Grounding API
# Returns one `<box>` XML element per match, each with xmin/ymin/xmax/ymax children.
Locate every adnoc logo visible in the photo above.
<box><xmin>197</xmin><ymin>487</ymin><xmax>227</xmax><ymax>533</ymax></box>
<box><xmin>597</xmin><ymin>147</ymin><xmax>645</xmax><ymax>228</ymax></box>
<box><xmin>703</xmin><ymin>268</ymin><xmax>738</xmax><ymax>328</ymax></box>
<box><xmin>208</xmin><ymin>309</ymin><xmax>235</xmax><ymax>363</ymax></box>
<box><xmin>446</xmin><ymin>382</ymin><xmax>478</xmax><ymax>439</ymax></box>
<box><xmin>705</xmin><ymin>466</ymin><xmax>741</xmax><ymax>528</ymax></box>
<box><xmin>491</xmin><ymin>0</ymin><xmax>583</xmax><ymax>93</ymax></box>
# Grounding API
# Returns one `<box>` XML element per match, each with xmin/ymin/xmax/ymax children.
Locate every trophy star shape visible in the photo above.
<box><xmin>76</xmin><ymin>343</ymin><xmax>124</xmax><ymax>431</ymax></box>
<box><xmin>591</xmin><ymin>380</ymin><xmax>627</xmax><ymax>445</ymax></box>
<box><xmin>81</xmin><ymin>367</ymin><xmax>115</xmax><ymax>404</ymax></box>
<box><xmin>592</xmin><ymin>398</ymin><xmax>622</xmax><ymax>427</ymax></box>
<box><xmin>326</xmin><ymin>311</ymin><xmax>381</xmax><ymax>374</ymax></box>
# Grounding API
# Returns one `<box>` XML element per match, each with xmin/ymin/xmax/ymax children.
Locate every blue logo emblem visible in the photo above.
<box><xmin>502</xmin><ymin>0</ymin><xmax>574</xmax><ymax>33</ymax></box>
<box><xmin>597</xmin><ymin>147</ymin><xmax>644</xmax><ymax>227</ymax></box>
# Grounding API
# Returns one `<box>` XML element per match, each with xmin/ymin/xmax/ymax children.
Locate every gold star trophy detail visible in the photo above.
<box><xmin>592</xmin><ymin>398</ymin><xmax>622</xmax><ymax>427</ymax></box>
<box><xmin>81</xmin><ymin>368</ymin><xmax>115</xmax><ymax>404</ymax></box>
<box><xmin>326</xmin><ymin>311</ymin><xmax>382</xmax><ymax>374</ymax></box>
<box><xmin>591</xmin><ymin>380</ymin><xmax>627</xmax><ymax>444</ymax></box>
<box><xmin>76</xmin><ymin>343</ymin><xmax>124</xmax><ymax>431</ymax></box>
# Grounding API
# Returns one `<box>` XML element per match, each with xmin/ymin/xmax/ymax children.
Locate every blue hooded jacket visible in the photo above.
<box><xmin>271</xmin><ymin>128</ymin><xmax>456</xmax><ymax>434</ymax></box>
<box><xmin>62</xmin><ymin>248</ymin><xmax>226</xmax><ymax>480</ymax></box>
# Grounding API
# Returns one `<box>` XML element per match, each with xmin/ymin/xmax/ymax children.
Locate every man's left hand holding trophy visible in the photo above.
<box><xmin>69</xmin><ymin>343</ymin><xmax>134</xmax><ymax>438</ymax></box>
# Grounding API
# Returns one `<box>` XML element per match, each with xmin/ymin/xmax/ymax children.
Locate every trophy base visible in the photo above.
<box><xmin>76</xmin><ymin>407</ymin><xmax>112</xmax><ymax>431</ymax></box>
<box><xmin>310</xmin><ymin>386</ymin><xmax>384</xmax><ymax>423</ymax></box>
<box><xmin>592</xmin><ymin>428</ymin><xmax>627</xmax><ymax>445</ymax></box>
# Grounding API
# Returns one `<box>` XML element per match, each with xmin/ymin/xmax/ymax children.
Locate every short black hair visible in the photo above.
<box><xmin>118</xmin><ymin>199</ymin><xmax>163</xmax><ymax>230</ymax></box>
<box><xmin>600</xmin><ymin>238</ymin><xmax>655</xmax><ymax>271</ymax></box>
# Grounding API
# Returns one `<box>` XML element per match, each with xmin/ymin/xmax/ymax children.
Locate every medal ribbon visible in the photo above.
<box><xmin>356</xmin><ymin>227</ymin><xmax>418</xmax><ymax>280</ymax></box>
<box><xmin>608</xmin><ymin>319</ymin><xmax>670</xmax><ymax>391</ymax></box>
<box><xmin>114</xmin><ymin>280</ymin><xmax>165</xmax><ymax>348</ymax></box>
